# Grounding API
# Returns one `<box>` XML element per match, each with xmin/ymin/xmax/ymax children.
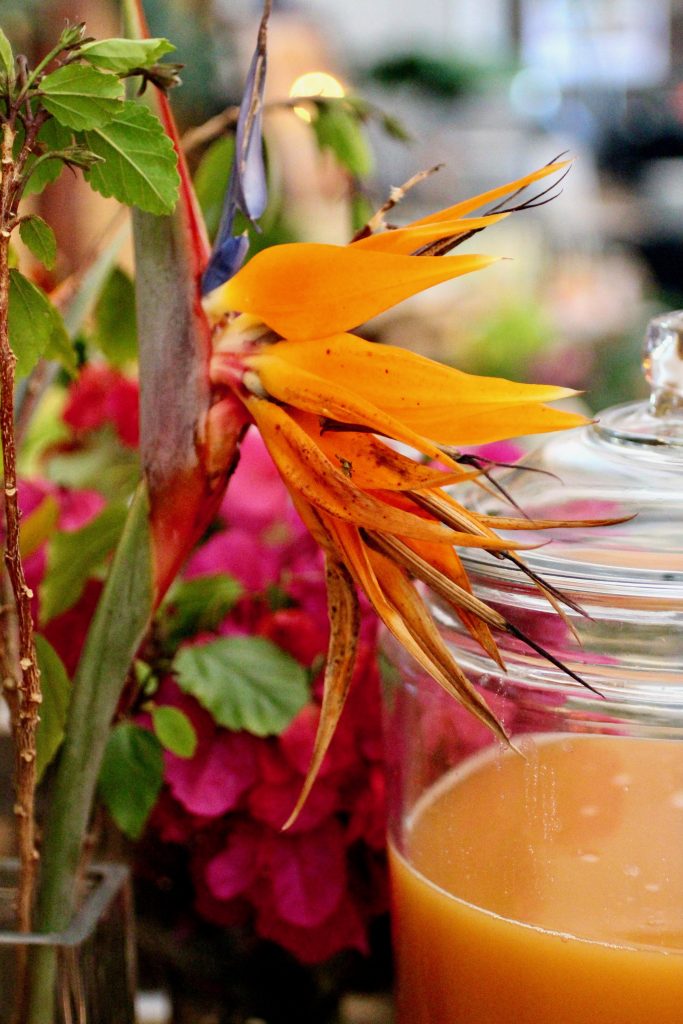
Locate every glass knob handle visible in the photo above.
<box><xmin>643</xmin><ymin>310</ymin><xmax>683</xmax><ymax>418</ymax></box>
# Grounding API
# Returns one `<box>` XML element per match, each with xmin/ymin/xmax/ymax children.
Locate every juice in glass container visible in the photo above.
<box><xmin>391</xmin><ymin>735</ymin><xmax>683</xmax><ymax>1024</ymax></box>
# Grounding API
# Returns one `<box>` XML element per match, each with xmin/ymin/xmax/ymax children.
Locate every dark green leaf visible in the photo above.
<box><xmin>78</xmin><ymin>37</ymin><xmax>175</xmax><ymax>74</ymax></box>
<box><xmin>311</xmin><ymin>104</ymin><xmax>373</xmax><ymax>177</ymax></box>
<box><xmin>93</xmin><ymin>267</ymin><xmax>137</xmax><ymax>364</ymax></box>
<box><xmin>194</xmin><ymin>135</ymin><xmax>234</xmax><ymax>240</ymax></box>
<box><xmin>99</xmin><ymin>723</ymin><xmax>163</xmax><ymax>839</ymax></box>
<box><xmin>40</xmin><ymin>502</ymin><xmax>128</xmax><ymax>623</ymax></box>
<box><xmin>0</xmin><ymin>28</ymin><xmax>14</xmax><ymax>80</ymax></box>
<box><xmin>44</xmin><ymin>298</ymin><xmax>77</xmax><ymax>376</ymax></box>
<box><xmin>19</xmin><ymin>215</ymin><xmax>57</xmax><ymax>270</ymax></box>
<box><xmin>80</xmin><ymin>101</ymin><xmax>179</xmax><ymax>215</ymax></box>
<box><xmin>45</xmin><ymin>426</ymin><xmax>140</xmax><ymax>500</ymax></box>
<box><xmin>8</xmin><ymin>269</ymin><xmax>71</xmax><ymax>378</ymax></box>
<box><xmin>174</xmin><ymin>636</ymin><xmax>309</xmax><ymax>736</ymax></box>
<box><xmin>380</xmin><ymin>113</ymin><xmax>412</xmax><ymax>142</ymax></box>
<box><xmin>151</xmin><ymin>705</ymin><xmax>196</xmax><ymax>758</ymax></box>
<box><xmin>162</xmin><ymin>574</ymin><xmax>242</xmax><ymax>644</ymax></box>
<box><xmin>41</xmin><ymin>64</ymin><xmax>124</xmax><ymax>130</ymax></box>
<box><xmin>23</xmin><ymin>120</ymin><xmax>73</xmax><ymax>198</ymax></box>
<box><xmin>35</xmin><ymin>635</ymin><xmax>71</xmax><ymax>782</ymax></box>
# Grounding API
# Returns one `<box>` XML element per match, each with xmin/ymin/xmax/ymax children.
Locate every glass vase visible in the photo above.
<box><xmin>0</xmin><ymin>860</ymin><xmax>136</xmax><ymax>1024</ymax></box>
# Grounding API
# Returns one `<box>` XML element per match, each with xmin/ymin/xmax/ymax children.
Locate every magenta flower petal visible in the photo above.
<box><xmin>166</xmin><ymin>730</ymin><xmax>259</xmax><ymax>817</ymax></box>
<box><xmin>205</xmin><ymin>821</ymin><xmax>262</xmax><ymax>900</ymax></box>
<box><xmin>265</xmin><ymin>819</ymin><xmax>347</xmax><ymax>928</ymax></box>
<box><xmin>185</xmin><ymin>528</ymin><xmax>282</xmax><ymax>590</ymax></box>
<box><xmin>254</xmin><ymin>887</ymin><xmax>368</xmax><ymax>964</ymax></box>
<box><xmin>249</xmin><ymin>774</ymin><xmax>337</xmax><ymax>834</ymax></box>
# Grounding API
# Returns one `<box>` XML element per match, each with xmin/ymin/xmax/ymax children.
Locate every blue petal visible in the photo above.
<box><xmin>201</xmin><ymin>234</ymin><xmax>250</xmax><ymax>295</ymax></box>
<box><xmin>233</xmin><ymin>47</ymin><xmax>268</xmax><ymax>221</ymax></box>
<box><xmin>202</xmin><ymin>7</ymin><xmax>269</xmax><ymax>296</ymax></box>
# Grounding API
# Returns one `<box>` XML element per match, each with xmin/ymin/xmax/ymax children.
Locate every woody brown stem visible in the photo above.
<box><xmin>0</xmin><ymin>122</ymin><xmax>41</xmax><ymax>938</ymax></box>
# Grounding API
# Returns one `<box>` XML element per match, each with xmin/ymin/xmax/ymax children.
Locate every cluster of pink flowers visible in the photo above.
<box><xmin>57</xmin><ymin>365</ymin><xmax>389</xmax><ymax>964</ymax></box>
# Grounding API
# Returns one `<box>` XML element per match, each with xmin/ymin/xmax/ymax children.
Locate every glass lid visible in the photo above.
<box><xmin>458</xmin><ymin>310</ymin><xmax>683</xmax><ymax>602</ymax></box>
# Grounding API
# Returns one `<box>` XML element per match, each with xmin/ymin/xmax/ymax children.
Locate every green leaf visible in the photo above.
<box><xmin>80</xmin><ymin>101</ymin><xmax>179</xmax><ymax>215</ymax></box>
<box><xmin>8</xmin><ymin>269</ymin><xmax>71</xmax><ymax>378</ymax></box>
<box><xmin>46</xmin><ymin>426</ymin><xmax>140</xmax><ymax>500</ymax></box>
<box><xmin>0</xmin><ymin>28</ymin><xmax>14</xmax><ymax>80</ymax></box>
<box><xmin>24</xmin><ymin>120</ymin><xmax>73</xmax><ymax>197</ymax></box>
<box><xmin>19</xmin><ymin>215</ymin><xmax>57</xmax><ymax>270</ymax></box>
<box><xmin>162</xmin><ymin>574</ymin><xmax>242</xmax><ymax>644</ymax></box>
<box><xmin>35</xmin><ymin>635</ymin><xmax>71</xmax><ymax>782</ymax></box>
<box><xmin>151</xmin><ymin>705</ymin><xmax>196</xmax><ymax>758</ymax></box>
<box><xmin>174</xmin><ymin>636</ymin><xmax>309</xmax><ymax>736</ymax></box>
<box><xmin>99</xmin><ymin>723</ymin><xmax>163</xmax><ymax>839</ymax></box>
<box><xmin>40</xmin><ymin>502</ymin><xmax>128</xmax><ymax>623</ymax></box>
<box><xmin>93</xmin><ymin>267</ymin><xmax>137</xmax><ymax>364</ymax></box>
<box><xmin>311</xmin><ymin>103</ymin><xmax>373</xmax><ymax>177</ymax></box>
<box><xmin>41</xmin><ymin>64</ymin><xmax>124</xmax><ymax>130</ymax></box>
<box><xmin>79</xmin><ymin>37</ymin><xmax>175</xmax><ymax>74</ymax></box>
<box><xmin>194</xmin><ymin>135</ymin><xmax>234</xmax><ymax>240</ymax></box>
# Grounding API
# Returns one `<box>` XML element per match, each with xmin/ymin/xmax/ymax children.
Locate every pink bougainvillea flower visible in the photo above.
<box><xmin>62</xmin><ymin>364</ymin><xmax>140</xmax><ymax>447</ymax></box>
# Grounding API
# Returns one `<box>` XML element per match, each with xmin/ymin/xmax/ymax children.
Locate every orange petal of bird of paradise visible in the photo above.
<box><xmin>246</xmin><ymin>335</ymin><xmax>587</xmax><ymax>445</ymax></box>
<box><xmin>204</xmin><ymin>246</ymin><xmax>497</xmax><ymax>340</ymax></box>
<box><xmin>401</xmin><ymin>536</ymin><xmax>504</xmax><ymax>669</ymax></box>
<box><xmin>409</xmin><ymin>159</ymin><xmax>570</xmax><ymax>227</ymax></box>
<box><xmin>283</xmin><ymin>554</ymin><xmax>360</xmax><ymax>829</ymax></box>
<box><xmin>290</xmin><ymin>409</ymin><xmax>469</xmax><ymax>491</ymax></box>
<box><xmin>351</xmin><ymin>213</ymin><xmax>510</xmax><ymax>255</ymax></box>
<box><xmin>252</xmin><ymin>334</ymin><xmax>578</xmax><ymax>410</ymax></box>
<box><xmin>246</xmin><ymin>395</ymin><xmax>519</xmax><ymax>550</ymax></box>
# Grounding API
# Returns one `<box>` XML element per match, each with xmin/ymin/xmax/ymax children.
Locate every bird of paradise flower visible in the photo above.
<box><xmin>201</xmin><ymin>148</ymin><xmax>608</xmax><ymax>821</ymax></box>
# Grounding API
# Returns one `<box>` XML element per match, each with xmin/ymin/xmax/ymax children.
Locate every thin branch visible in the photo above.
<box><xmin>0</xmin><ymin>122</ymin><xmax>41</xmax><ymax>938</ymax></box>
<box><xmin>350</xmin><ymin>164</ymin><xmax>444</xmax><ymax>242</ymax></box>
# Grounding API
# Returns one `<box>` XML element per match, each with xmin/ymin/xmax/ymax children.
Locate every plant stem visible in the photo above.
<box><xmin>0</xmin><ymin>122</ymin><xmax>41</xmax><ymax>934</ymax></box>
<box><xmin>29</xmin><ymin>483</ymin><xmax>154</xmax><ymax>1023</ymax></box>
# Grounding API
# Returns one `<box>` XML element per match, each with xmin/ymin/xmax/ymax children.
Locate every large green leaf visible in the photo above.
<box><xmin>41</xmin><ymin>64</ymin><xmax>124</xmax><ymax>130</ymax></box>
<box><xmin>78</xmin><ymin>37</ymin><xmax>175</xmax><ymax>74</ymax></box>
<box><xmin>99</xmin><ymin>722</ymin><xmax>163</xmax><ymax>839</ymax></box>
<box><xmin>36</xmin><ymin>486</ymin><xmax>155</xmax><ymax>936</ymax></box>
<box><xmin>35</xmin><ymin>636</ymin><xmax>71</xmax><ymax>782</ymax></box>
<box><xmin>19</xmin><ymin>215</ymin><xmax>57</xmax><ymax>271</ymax></box>
<box><xmin>174</xmin><ymin>636</ymin><xmax>309</xmax><ymax>736</ymax></box>
<box><xmin>40</xmin><ymin>503</ymin><xmax>129</xmax><ymax>623</ymax></box>
<box><xmin>81</xmin><ymin>101</ymin><xmax>179</xmax><ymax>215</ymax></box>
<box><xmin>8</xmin><ymin>269</ymin><xmax>72</xmax><ymax>378</ymax></box>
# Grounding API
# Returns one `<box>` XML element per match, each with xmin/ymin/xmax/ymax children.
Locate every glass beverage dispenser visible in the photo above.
<box><xmin>384</xmin><ymin>312</ymin><xmax>683</xmax><ymax>1024</ymax></box>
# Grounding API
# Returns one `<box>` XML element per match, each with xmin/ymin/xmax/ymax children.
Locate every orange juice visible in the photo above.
<box><xmin>390</xmin><ymin>735</ymin><xmax>683</xmax><ymax>1023</ymax></box>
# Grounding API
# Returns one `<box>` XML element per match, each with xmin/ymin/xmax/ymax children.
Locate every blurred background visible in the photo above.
<box><xmin>5</xmin><ymin>0</ymin><xmax>683</xmax><ymax>412</ymax></box>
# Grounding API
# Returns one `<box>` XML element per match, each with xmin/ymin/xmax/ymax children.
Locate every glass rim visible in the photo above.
<box><xmin>0</xmin><ymin>861</ymin><xmax>129</xmax><ymax>947</ymax></box>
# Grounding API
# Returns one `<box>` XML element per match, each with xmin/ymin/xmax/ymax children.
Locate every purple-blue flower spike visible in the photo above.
<box><xmin>201</xmin><ymin>1</ymin><xmax>271</xmax><ymax>295</ymax></box>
